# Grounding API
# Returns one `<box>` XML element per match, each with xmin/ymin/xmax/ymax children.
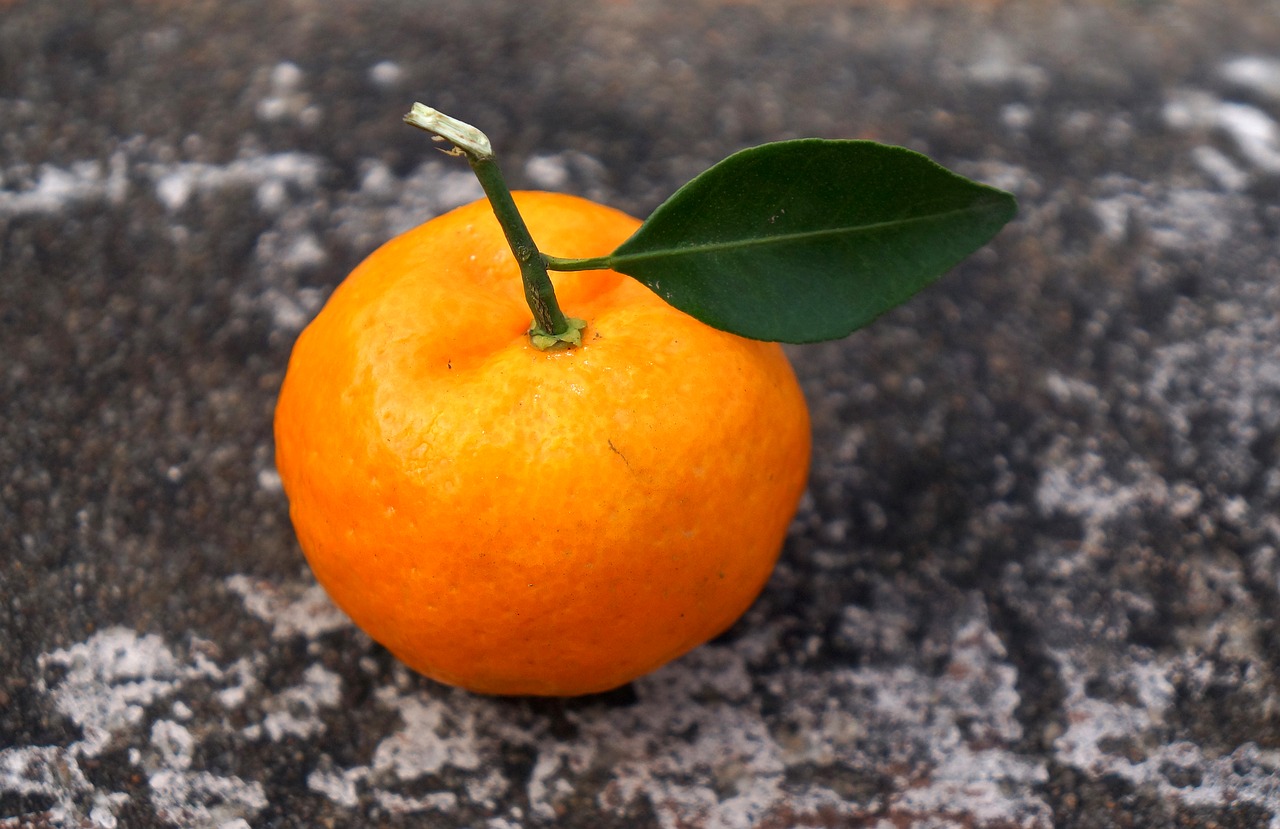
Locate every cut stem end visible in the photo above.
<box><xmin>403</xmin><ymin>104</ymin><xmax>493</xmax><ymax>159</ymax></box>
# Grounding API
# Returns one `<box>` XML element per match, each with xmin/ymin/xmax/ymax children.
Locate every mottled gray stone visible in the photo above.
<box><xmin>4</xmin><ymin>1</ymin><xmax>1280</xmax><ymax>827</ymax></box>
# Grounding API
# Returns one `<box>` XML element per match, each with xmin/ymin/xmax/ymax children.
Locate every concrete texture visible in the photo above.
<box><xmin>4</xmin><ymin>0</ymin><xmax>1280</xmax><ymax>826</ymax></box>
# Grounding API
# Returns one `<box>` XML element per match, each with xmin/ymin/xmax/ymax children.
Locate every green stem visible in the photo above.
<box><xmin>464</xmin><ymin>154</ymin><xmax>569</xmax><ymax>337</ymax></box>
<box><xmin>403</xmin><ymin>104</ymin><xmax>585</xmax><ymax>349</ymax></box>
<box><xmin>543</xmin><ymin>253</ymin><xmax>613</xmax><ymax>272</ymax></box>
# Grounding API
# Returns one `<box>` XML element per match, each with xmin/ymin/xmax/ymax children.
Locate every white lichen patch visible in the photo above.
<box><xmin>1089</xmin><ymin>174</ymin><xmax>1243</xmax><ymax>249</ymax></box>
<box><xmin>1145</xmin><ymin>286</ymin><xmax>1280</xmax><ymax>491</ymax></box>
<box><xmin>1053</xmin><ymin>654</ymin><xmax>1177</xmax><ymax>774</ymax></box>
<box><xmin>256</xmin><ymin>663</ymin><xmax>344</xmax><ymax>742</ymax></box>
<box><xmin>21</xmin><ymin>567</ymin><xmax>1274</xmax><ymax>828</ymax></box>
<box><xmin>144</xmin><ymin>719</ymin><xmax>270</xmax><ymax>825</ymax></box>
<box><xmin>147</xmin><ymin>769</ymin><xmax>268</xmax><ymax>828</ymax></box>
<box><xmin>1214</xmin><ymin>102</ymin><xmax>1280</xmax><ymax>173</ymax></box>
<box><xmin>369</xmin><ymin>692</ymin><xmax>483</xmax><ymax>781</ymax></box>
<box><xmin>1051</xmin><ymin>650</ymin><xmax>1280</xmax><ymax>829</ymax></box>
<box><xmin>39</xmin><ymin>627</ymin><xmax>193</xmax><ymax>755</ymax></box>
<box><xmin>395</xmin><ymin>159</ymin><xmax>485</xmax><ymax>218</ymax></box>
<box><xmin>522</xmin><ymin>151</ymin><xmax>612</xmax><ymax>203</ymax></box>
<box><xmin>214</xmin><ymin>656</ymin><xmax>262</xmax><ymax>710</ymax></box>
<box><xmin>1191</xmin><ymin>144</ymin><xmax>1251</xmax><ymax>191</ymax></box>
<box><xmin>1035</xmin><ymin>444</ymin><xmax>1172</xmax><ymax>553</ymax></box>
<box><xmin>963</xmin><ymin>32</ymin><xmax>1050</xmax><ymax>94</ymax></box>
<box><xmin>149</xmin><ymin>152</ymin><xmax>324</xmax><ymax>213</ymax></box>
<box><xmin>1164</xmin><ymin>88</ymin><xmax>1280</xmax><ymax>174</ymax></box>
<box><xmin>374</xmin><ymin>789</ymin><xmax>460</xmax><ymax>815</ymax></box>
<box><xmin>224</xmin><ymin>581</ymin><xmax>1053</xmax><ymax>828</ymax></box>
<box><xmin>0</xmin><ymin>745</ymin><xmax>112</xmax><ymax>828</ymax></box>
<box><xmin>254</xmin><ymin>61</ymin><xmax>322</xmax><ymax>127</ymax></box>
<box><xmin>1178</xmin><ymin>744</ymin><xmax>1280</xmax><ymax>822</ymax></box>
<box><xmin>0</xmin><ymin>152</ymin><xmax>128</xmax><ymax>216</ymax></box>
<box><xmin>2</xmin><ymin>137</ymin><xmax>539</xmax><ymax>345</ymax></box>
<box><xmin>150</xmin><ymin>720</ymin><xmax>196</xmax><ymax>771</ymax></box>
<box><xmin>1221</xmin><ymin>55</ymin><xmax>1280</xmax><ymax>101</ymax></box>
<box><xmin>4</xmin><ymin>628</ymin><xmax>275</xmax><ymax>828</ymax></box>
<box><xmin>511</xmin><ymin>599</ymin><xmax>1048</xmax><ymax>829</ymax></box>
<box><xmin>307</xmin><ymin>765</ymin><xmax>364</xmax><ymax>809</ymax></box>
<box><xmin>368</xmin><ymin>60</ymin><xmax>404</xmax><ymax>89</ymax></box>
<box><xmin>895</xmin><ymin>745</ymin><xmax>1051</xmax><ymax>826</ymax></box>
<box><xmin>224</xmin><ymin>574</ymin><xmax>352</xmax><ymax>640</ymax></box>
<box><xmin>301</xmin><ymin>684</ymin><xmax>491</xmax><ymax>815</ymax></box>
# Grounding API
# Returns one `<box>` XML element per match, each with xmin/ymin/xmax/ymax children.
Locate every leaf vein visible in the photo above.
<box><xmin>611</xmin><ymin>203</ymin><xmax>1007</xmax><ymax>269</ymax></box>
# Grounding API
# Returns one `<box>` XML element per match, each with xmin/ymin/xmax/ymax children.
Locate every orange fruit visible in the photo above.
<box><xmin>274</xmin><ymin>191</ymin><xmax>811</xmax><ymax>696</ymax></box>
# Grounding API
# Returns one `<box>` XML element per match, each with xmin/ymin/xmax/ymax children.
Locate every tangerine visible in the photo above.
<box><xmin>274</xmin><ymin>191</ymin><xmax>811</xmax><ymax>696</ymax></box>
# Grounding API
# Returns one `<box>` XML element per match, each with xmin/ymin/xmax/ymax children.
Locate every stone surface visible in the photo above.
<box><xmin>4</xmin><ymin>1</ymin><xmax>1280</xmax><ymax>827</ymax></box>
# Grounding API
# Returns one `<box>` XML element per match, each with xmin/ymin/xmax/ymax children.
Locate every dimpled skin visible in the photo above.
<box><xmin>273</xmin><ymin>192</ymin><xmax>811</xmax><ymax>696</ymax></box>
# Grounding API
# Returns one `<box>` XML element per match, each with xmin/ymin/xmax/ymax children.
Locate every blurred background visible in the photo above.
<box><xmin>5</xmin><ymin>1</ymin><xmax>1280</xmax><ymax>827</ymax></box>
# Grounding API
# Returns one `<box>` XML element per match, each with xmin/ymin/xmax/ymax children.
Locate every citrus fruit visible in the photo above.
<box><xmin>274</xmin><ymin>191</ymin><xmax>811</xmax><ymax>696</ymax></box>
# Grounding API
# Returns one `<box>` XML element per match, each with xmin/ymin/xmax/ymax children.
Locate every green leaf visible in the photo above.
<box><xmin>605</xmin><ymin>139</ymin><xmax>1017</xmax><ymax>343</ymax></box>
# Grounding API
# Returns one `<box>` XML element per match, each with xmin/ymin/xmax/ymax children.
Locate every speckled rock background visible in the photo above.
<box><xmin>5</xmin><ymin>1</ymin><xmax>1280</xmax><ymax>827</ymax></box>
